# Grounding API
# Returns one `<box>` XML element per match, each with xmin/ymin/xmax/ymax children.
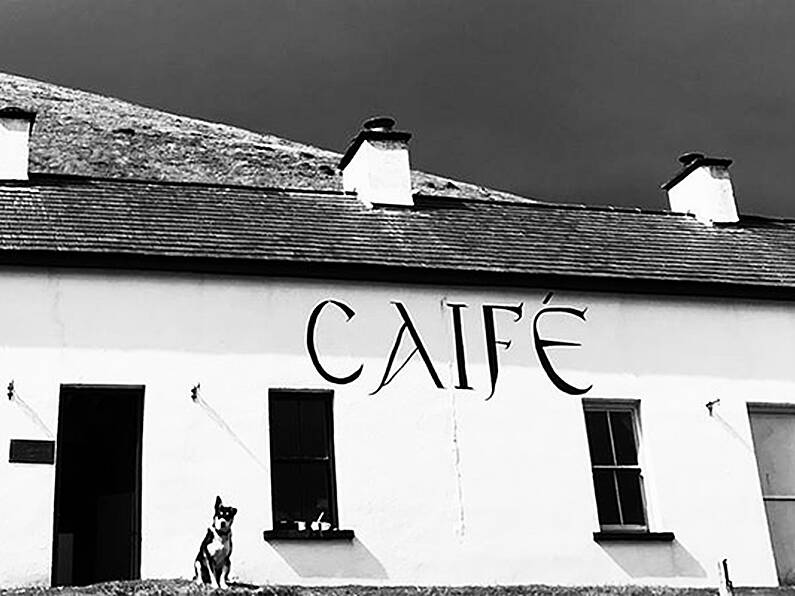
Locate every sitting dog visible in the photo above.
<box><xmin>194</xmin><ymin>496</ymin><xmax>237</xmax><ymax>589</ymax></box>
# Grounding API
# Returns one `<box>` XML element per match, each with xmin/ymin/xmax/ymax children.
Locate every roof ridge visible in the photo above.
<box><xmin>414</xmin><ymin>193</ymin><xmax>693</xmax><ymax>217</ymax></box>
<box><xmin>462</xmin><ymin>197</ymin><xmax>795</xmax><ymax>221</ymax></box>
<box><xmin>25</xmin><ymin>172</ymin><xmax>534</xmax><ymax>203</ymax></box>
<box><xmin>14</xmin><ymin>175</ymin><xmax>683</xmax><ymax>216</ymax></box>
<box><xmin>521</xmin><ymin>201</ymin><xmax>692</xmax><ymax>217</ymax></box>
<box><xmin>733</xmin><ymin>213</ymin><xmax>795</xmax><ymax>225</ymax></box>
<box><xmin>24</xmin><ymin>172</ymin><xmax>354</xmax><ymax>196</ymax></box>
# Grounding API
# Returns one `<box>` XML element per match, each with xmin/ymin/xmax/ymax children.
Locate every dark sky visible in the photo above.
<box><xmin>2</xmin><ymin>0</ymin><xmax>795</xmax><ymax>216</ymax></box>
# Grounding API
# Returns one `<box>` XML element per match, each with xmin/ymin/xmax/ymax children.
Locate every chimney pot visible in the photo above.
<box><xmin>678</xmin><ymin>151</ymin><xmax>705</xmax><ymax>166</ymax></box>
<box><xmin>363</xmin><ymin>116</ymin><xmax>396</xmax><ymax>132</ymax></box>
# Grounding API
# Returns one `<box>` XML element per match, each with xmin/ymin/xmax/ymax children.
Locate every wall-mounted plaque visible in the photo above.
<box><xmin>9</xmin><ymin>439</ymin><xmax>55</xmax><ymax>464</ymax></box>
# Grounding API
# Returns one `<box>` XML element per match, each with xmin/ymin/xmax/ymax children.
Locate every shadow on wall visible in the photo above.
<box><xmin>600</xmin><ymin>539</ymin><xmax>706</xmax><ymax>578</ymax></box>
<box><xmin>267</xmin><ymin>537</ymin><xmax>388</xmax><ymax>579</ymax></box>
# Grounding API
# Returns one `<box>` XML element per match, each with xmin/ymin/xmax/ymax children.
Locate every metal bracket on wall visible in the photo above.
<box><xmin>7</xmin><ymin>380</ymin><xmax>54</xmax><ymax>438</ymax></box>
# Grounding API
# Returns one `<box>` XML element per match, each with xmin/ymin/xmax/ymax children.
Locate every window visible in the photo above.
<box><xmin>268</xmin><ymin>389</ymin><xmax>338</xmax><ymax>531</ymax></box>
<box><xmin>583</xmin><ymin>401</ymin><xmax>647</xmax><ymax>531</ymax></box>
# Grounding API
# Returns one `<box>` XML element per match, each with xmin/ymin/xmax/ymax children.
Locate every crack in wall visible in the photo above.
<box><xmin>441</xmin><ymin>296</ymin><xmax>466</xmax><ymax>539</ymax></box>
<box><xmin>49</xmin><ymin>272</ymin><xmax>67</xmax><ymax>349</ymax></box>
<box><xmin>449</xmin><ymin>387</ymin><xmax>466</xmax><ymax>539</ymax></box>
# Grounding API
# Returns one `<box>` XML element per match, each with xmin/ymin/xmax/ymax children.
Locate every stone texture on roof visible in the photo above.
<box><xmin>0</xmin><ymin>71</ymin><xmax>527</xmax><ymax>202</ymax></box>
<box><xmin>1</xmin><ymin>175</ymin><xmax>794</xmax><ymax>292</ymax></box>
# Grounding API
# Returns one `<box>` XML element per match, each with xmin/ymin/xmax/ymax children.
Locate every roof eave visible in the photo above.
<box><xmin>0</xmin><ymin>248</ymin><xmax>791</xmax><ymax>302</ymax></box>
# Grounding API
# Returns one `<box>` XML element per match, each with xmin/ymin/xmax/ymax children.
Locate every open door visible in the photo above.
<box><xmin>52</xmin><ymin>385</ymin><xmax>144</xmax><ymax>586</ymax></box>
<box><xmin>749</xmin><ymin>404</ymin><xmax>795</xmax><ymax>585</ymax></box>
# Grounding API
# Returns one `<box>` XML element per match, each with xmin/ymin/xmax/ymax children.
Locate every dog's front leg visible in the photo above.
<box><xmin>199</xmin><ymin>553</ymin><xmax>219</xmax><ymax>589</ymax></box>
<box><xmin>193</xmin><ymin>560</ymin><xmax>204</xmax><ymax>586</ymax></box>
<box><xmin>208</xmin><ymin>566</ymin><xmax>220</xmax><ymax>590</ymax></box>
<box><xmin>219</xmin><ymin>561</ymin><xmax>230</xmax><ymax>590</ymax></box>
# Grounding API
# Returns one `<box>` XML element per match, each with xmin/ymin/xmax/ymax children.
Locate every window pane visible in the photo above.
<box><xmin>616</xmin><ymin>469</ymin><xmax>646</xmax><ymax>526</ymax></box>
<box><xmin>593</xmin><ymin>469</ymin><xmax>620</xmax><ymax>526</ymax></box>
<box><xmin>269</xmin><ymin>391</ymin><xmax>337</xmax><ymax>529</ymax></box>
<box><xmin>610</xmin><ymin>411</ymin><xmax>638</xmax><ymax>465</ymax></box>
<box><xmin>271</xmin><ymin>462</ymin><xmax>303</xmax><ymax>526</ymax></box>
<box><xmin>585</xmin><ymin>410</ymin><xmax>613</xmax><ymax>465</ymax></box>
<box><xmin>749</xmin><ymin>413</ymin><xmax>795</xmax><ymax>496</ymax></box>
<box><xmin>301</xmin><ymin>461</ymin><xmax>334</xmax><ymax>525</ymax></box>
<box><xmin>300</xmin><ymin>398</ymin><xmax>329</xmax><ymax>457</ymax></box>
<box><xmin>270</xmin><ymin>398</ymin><xmax>300</xmax><ymax>458</ymax></box>
<box><xmin>763</xmin><ymin>501</ymin><xmax>795</xmax><ymax>584</ymax></box>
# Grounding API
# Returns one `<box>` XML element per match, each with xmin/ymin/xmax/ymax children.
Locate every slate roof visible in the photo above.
<box><xmin>1</xmin><ymin>72</ymin><xmax>794</xmax><ymax>298</ymax></box>
<box><xmin>0</xmin><ymin>71</ymin><xmax>526</xmax><ymax>202</ymax></box>
<box><xmin>0</xmin><ymin>175</ymin><xmax>794</xmax><ymax>298</ymax></box>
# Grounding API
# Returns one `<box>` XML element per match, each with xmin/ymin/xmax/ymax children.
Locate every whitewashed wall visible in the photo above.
<box><xmin>0</xmin><ymin>267</ymin><xmax>791</xmax><ymax>588</ymax></box>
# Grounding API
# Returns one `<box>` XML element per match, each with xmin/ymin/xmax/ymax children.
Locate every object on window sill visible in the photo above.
<box><xmin>291</xmin><ymin>512</ymin><xmax>334</xmax><ymax>533</ymax></box>
<box><xmin>262</xmin><ymin>528</ymin><xmax>355</xmax><ymax>541</ymax></box>
<box><xmin>593</xmin><ymin>530</ymin><xmax>675</xmax><ymax>542</ymax></box>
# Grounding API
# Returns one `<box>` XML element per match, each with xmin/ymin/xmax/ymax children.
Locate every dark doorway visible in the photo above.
<box><xmin>52</xmin><ymin>385</ymin><xmax>144</xmax><ymax>586</ymax></box>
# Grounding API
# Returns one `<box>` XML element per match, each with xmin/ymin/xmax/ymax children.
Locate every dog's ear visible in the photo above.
<box><xmin>215</xmin><ymin>495</ymin><xmax>222</xmax><ymax>510</ymax></box>
<box><xmin>230</xmin><ymin>507</ymin><xmax>238</xmax><ymax>518</ymax></box>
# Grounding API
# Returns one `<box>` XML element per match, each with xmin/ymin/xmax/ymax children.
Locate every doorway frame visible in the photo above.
<box><xmin>51</xmin><ymin>384</ymin><xmax>145</xmax><ymax>586</ymax></box>
<box><xmin>747</xmin><ymin>402</ymin><xmax>795</xmax><ymax>586</ymax></box>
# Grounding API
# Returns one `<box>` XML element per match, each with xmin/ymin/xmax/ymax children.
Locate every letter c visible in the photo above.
<box><xmin>306</xmin><ymin>300</ymin><xmax>363</xmax><ymax>384</ymax></box>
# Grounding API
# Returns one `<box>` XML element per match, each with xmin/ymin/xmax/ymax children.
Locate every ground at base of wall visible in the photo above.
<box><xmin>1</xmin><ymin>580</ymin><xmax>792</xmax><ymax>596</ymax></box>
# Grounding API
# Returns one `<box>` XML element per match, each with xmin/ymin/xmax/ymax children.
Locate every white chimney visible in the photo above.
<box><xmin>662</xmin><ymin>152</ymin><xmax>738</xmax><ymax>224</ymax></box>
<box><xmin>339</xmin><ymin>116</ymin><xmax>413</xmax><ymax>207</ymax></box>
<box><xmin>0</xmin><ymin>107</ymin><xmax>35</xmax><ymax>181</ymax></box>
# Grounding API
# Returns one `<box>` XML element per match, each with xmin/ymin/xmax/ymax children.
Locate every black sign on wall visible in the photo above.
<box><xmin>9</xmin><ymin>439</ymin><xmax>55</xmax><ymax>464</ymax></box>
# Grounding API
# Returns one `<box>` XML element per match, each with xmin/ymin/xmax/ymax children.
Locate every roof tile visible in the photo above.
<box><xmin>0</xmin><ymin>176</ymin><xmax>792</xmax><ymax>293</ymax></box>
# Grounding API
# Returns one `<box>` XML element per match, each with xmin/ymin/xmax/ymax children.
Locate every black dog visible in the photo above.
<box><xmin>194</xmin><ymin>496</ymin><xmax>237</xmax><ymax>589</ymax></box>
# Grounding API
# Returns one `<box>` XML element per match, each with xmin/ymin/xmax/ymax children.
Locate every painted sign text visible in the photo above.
<box><xmin>306</xmin><ymin>293</ymin><xmax>592</xmax><ymax>399</ymax></box>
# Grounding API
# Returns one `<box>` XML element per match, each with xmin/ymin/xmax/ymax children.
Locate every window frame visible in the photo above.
<box><xmin>268</xmin><ymin>388</ymin><xmax>339</xmax><ymax>531</ymax></box>
<box><xmin>582</xmin><ymin>399</ymin><xmax>649</xmax><ymax>533</ymax></box>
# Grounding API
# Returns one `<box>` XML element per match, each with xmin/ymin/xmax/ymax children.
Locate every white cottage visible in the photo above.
<box><xmin>1</xmin><ymin>72</ymin><xmax>795</xmax><ymax>589</ymax></box>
